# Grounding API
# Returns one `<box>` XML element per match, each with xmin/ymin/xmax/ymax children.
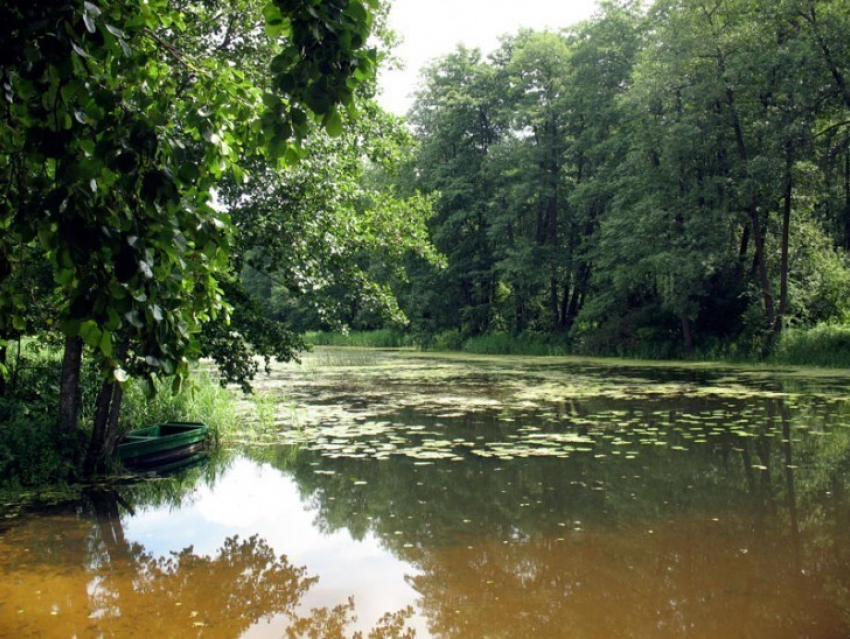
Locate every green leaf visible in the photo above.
<box><xmin>178</xmin><ymin>162</ymin><xmax>200</xmax><ymax>183</ymax></box>
<box><xmin>105</xmin><ymin>24</ymin><xmax>125</xmax><ymax>39</ymax></box>
<box><xmin>324</xmin><ymin>109</ymin><xmax>343</xmax><ymax>137</ymax></box>
<box><xmin>125</xmin><ymin>310</ymin><xmax>144</xmax><ymax>328</ymax></box>
<box><xmin>100</xmin><ymin>330</ymin><xmax>113</xmax><ymax>358</ymax></box>
<box><xmin>80</xmin><ymin>320</ymin><xmax>101</xmax><ymax>348</ymax></box>
<box><xmin>71</xmin><ymin>42</ymin><xmax>89</xmax><ymax>59</ymax></box>
<box><xmin>83</xmin><ymin>1</ymin><xmax>102</xmax><ymax>17</ymax></box>
<box><xmin>83</xmin><ymin>11</ymin><xmax>97</xmax><ymax>34</ymax></box>
<box><xmin>113</xmin><ymin>368</ymin><xmax>130</xmax><ymax>383</ymax></box>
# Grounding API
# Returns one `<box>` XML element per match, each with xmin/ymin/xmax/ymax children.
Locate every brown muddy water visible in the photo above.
<box><xmin>2</xmin><ymin>348</ymin><xmax>850</xmax><ymax>637</ymax></box>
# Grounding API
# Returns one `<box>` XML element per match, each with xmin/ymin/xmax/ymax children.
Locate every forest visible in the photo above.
<box><xmin>279</xmin><ymin>0</ymin><xmax>850</xmax><ymax>362</ymax></box>
<box><xmin>2</xmin><ymin>0</ymin><xmax>850</xmax><ymax>486</ymax></box>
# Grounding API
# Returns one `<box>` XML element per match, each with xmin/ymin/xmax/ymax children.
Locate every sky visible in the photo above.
<box><xmin>376</xmin><ymin>0</ymin><xmax>602</xmax><ymax>116</ymax></box>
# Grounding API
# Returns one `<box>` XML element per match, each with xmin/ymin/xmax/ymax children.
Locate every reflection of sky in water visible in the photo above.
<box><xmin>122</xmin><ymin>457</ymin><xmax>425</xmax><ymax>636</ymax></box>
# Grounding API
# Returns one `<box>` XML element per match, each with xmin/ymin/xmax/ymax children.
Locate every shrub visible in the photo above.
<box><xmin>772</xmin><ymin>323</ymin><xmax>850</xmax><ymax>368</ymax></box>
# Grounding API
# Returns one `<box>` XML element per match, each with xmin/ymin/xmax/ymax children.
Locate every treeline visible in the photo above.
<box><xmin>369</xmin><ymin>0</ymin><xmax>850</xmax><ymax>358</ymax></box>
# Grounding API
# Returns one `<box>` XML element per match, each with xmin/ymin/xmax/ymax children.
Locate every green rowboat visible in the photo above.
<box><xmin>116</xmin><ymin>421</ymin><xmax>209</xmax><ymax>469</ymax></box>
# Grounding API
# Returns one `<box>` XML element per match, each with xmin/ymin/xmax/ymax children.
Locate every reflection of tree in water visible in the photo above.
<box><xmin>0</xmin><ymin>487</ymin><xmax>414</xmax><ymax>637</ymax></box>
<box><xmin>89</xmin><ymin>489</ymin><xmax>311</xmax><ymax>635</ymax></box>
<box><xmin>262</xmin><ymin>394</ymin><xmax>850</xmax><ymax>638</ymax></box>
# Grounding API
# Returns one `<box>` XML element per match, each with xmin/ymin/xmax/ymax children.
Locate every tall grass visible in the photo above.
<box><xmin>771</xmin><ymin>323</ymin><xmax>850</xmax><ymax>367</ymax></box>
<box><xmin>120</xmin><ymin>372</ymin><xmax>239</xmax><ymax>444</ymax></box>
<box><xmin>303</xmin><ymin>329</ymin><xmax>413</xmax><ymax>348</ymax></box>
<box><xmin>461</xmin><ymin>332</ymin><xmax>572</xmax><ymax>356</ymax></box>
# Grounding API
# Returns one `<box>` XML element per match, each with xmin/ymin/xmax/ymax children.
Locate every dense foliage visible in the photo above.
<box><xmin>392</xmin><ymin>0</ymin><xmax>850</xmax><ymax>358</ymax></box>
<box><xmin>0</xmin><ymin>0</ymin><xmax>437</xmax><ymax>479</ymax></box>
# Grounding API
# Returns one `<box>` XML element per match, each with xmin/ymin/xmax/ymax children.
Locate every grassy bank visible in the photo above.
<box><xmin>304</xmin><ymin>324</ymin><xmax>850</xmax><ymax>368</ymax></box>
<box><xmin>304</xmin><ymin>329</ymin><xmax>414</xmax><ymax>348</ymax></box>
<box><xmin>770</xmin><ymin>324</ymin><xmax>850</xmax><ymax>368</ymax></box>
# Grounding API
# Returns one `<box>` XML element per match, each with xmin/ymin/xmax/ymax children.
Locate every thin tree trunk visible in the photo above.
<box><xmin>85</xmin><ymin>342</ymin><xmax>128</xmax><ymax>474</ymax></box>
<box><xmin>550</xmin><ymin>278</ymin><xmax>561</xmax><ymax>331</ymax></box>
<box><xmin>104</xmin><ymin>382</ymin><xmax>125</xmax><ymax>457</ymax></box>
<box><xmin>85</xmin><ymin>379</ymin><xmax>115</xmax><ymax>475</ymax></box>
<box><xmin>680</xmin><ymin>309</ymin><xmax>694</xmax><ymax>356</ymax></box>
<box><xmin>559</xmin><ymin>277</ymin><xmax>571</xmax><ymax>330</ymax></box>
<box><xmin>844</xmin><ymin>146</ymin><xmax>850</xmax><ymax>250</ymax></box>
<box><xmin>737</xmin><ymin>225</ymin><xmax>750</xmax><ymax>273</ymax></box>
<box><xmin>59</xmin><ymin>335</ymin><xmax>83</xmax><ymax>432</ymax></box>
<box><xmin>564</xmin><ymin>263</ymin><xmax>590</xmax><ymax>331</ymax></box>
<box><xmin>0</xmin><ymin>343</ymin><xmax>6</xmax><ymax>397</ymax></box>
<box><xmin>776</xmin><ymin>151</ymin><xmax>793</xmax><ymax>338</ymax></box>
<box><xmin>724</xmin><ymin>84</ymin><xmax>776</xmax><ymax>328</ymax></box>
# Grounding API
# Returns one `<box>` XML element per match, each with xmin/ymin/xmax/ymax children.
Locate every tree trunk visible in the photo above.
<box><xmin>559</xmin><ymin>277</ymin><xmax>571</xmax><ymax>331</ymax></box>
<box><xmin>85</xmin><ymin>342</ymin><xmax>128</xmax><ymax>475</ymax></box>
<box><xmin>804</xmin><ymin>7</ymin><xmax>850</xmax><ymax>111</ymax></box>
<box><xmin>844</xmin><ymin>145</ymin><xmax>850</xmax><ymax>250</ymax></box>
<box><xmin>549</xmin><ymin>278</ymin><xmax>561</xmax><ymax>332</ymax></box>
<box><xmin>85</xmin><ymin>379</ymin><xmax>115</xmax><ymax>475</ymax></box>
<box><xmin>680</xmin><ymin>309</ymin><xmax>694</xmax><ymax>357</ymax></box>
<box><xmin>564</xmin><ymin>263</ymin><xmax>591</xmax><ymax>331</ymax></box>
<box><xmin>775</xmin><ymin>151</ymin><xmax>793</xmax><ymax>339</ymax></box>
<box><xmin>104</xmin><ymin>382</ymin><xmax>125</xmax><ymax>456</ymax></box>
<box><xmin>59</xmin><ymin>335</ymin><xmax>83</xmax><ymax>432</ymax></box>
<box><xmin>723</xmin><ymin>82</ymin><xmax>776</xmax><ymax>328</ymax></box>
<box><xmin>737</xmin><ymin>224</ymin><xmax>750</xmax><ymax>275</ymax></box>
<box><xmin>749</xmin><ymin>203</ymin><xmax>776</xmax><ymax>329</ymax></box>
<box><xmin>0</xmin><ymin>343</ymin><xmax>6</xmax><ymax>397</ymax></box>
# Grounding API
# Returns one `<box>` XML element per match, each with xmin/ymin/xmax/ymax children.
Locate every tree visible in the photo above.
<box><xmin>210</xmin><ymin>100</ymin><xmax>438</xmax><ymax>388</ymax></box>
<box><xmin>0</xmin><ymin>0</ymin><xmax>379</xmax><ymax>471</ymax></box>
<box><xmin>406</xmin><ymin>47</ymin><xmax>502</xmax><ymax>337</ymax></box>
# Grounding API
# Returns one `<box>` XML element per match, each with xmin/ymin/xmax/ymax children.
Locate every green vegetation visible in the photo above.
<box><xmin>0</xmin><ymin>0</ymin><xmax>438</xmax><ymax>483</ymax></box>
<box><xmin>771</xmin><ymin>324</ymin><xmax>850</xmax><ymax>368</ymax></box>
<box><xmin>3</xmin><ymin>0</ymin><xmax>850</xmax><ymax>487</ymax></box>
<box><xmin>304</xmin><ymin>329</ymin><xmax>413</xmax><ymax>348</ymax></box>
<box><xmin>302</xmin><ymin>325</ymin><xmax>850</xmax><ymax>368</ymax></box>
<box><xmin>0</xmin><ymin>339</ymin><xmax>239</xmax><ymax>488</ymax></box>
<box><xmin>382</xmin><ymin>0</ymin><xmax>850</xmax><ymax>360</ymax></box>
<box><xmin>447</xmin><ymin>332</ymin><xmax>571</xmax><ymax>357</ymax></box>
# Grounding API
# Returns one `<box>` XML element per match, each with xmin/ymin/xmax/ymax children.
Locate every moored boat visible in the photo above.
<box><xmin>116</xmin><ymin>421</ymin><xmax>209</xmax><ymax>470</ymax></box>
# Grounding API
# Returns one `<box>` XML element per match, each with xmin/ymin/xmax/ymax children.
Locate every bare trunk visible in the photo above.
<box><xmin>737</xmin><ymin>225</ymin><xmax>750</xmax><ymax>274</ymax></box>
<box><xmin>85</xmin><ymin>380</ymin><xmax>115</xmax><ymax>475</ymax></box>
<box><xmin>59</xmin><ymin>335</ymin><xmax>83</xmax><ymax>432</ymax></box>
<box><xmin>776</xmin><ymin>152</ymin><xmax>793</xmax><ymax>338</ymax></box>
<box><xmin>105</xmin><ymin>382</ymin><xmax>125</xmax><ymax>453</ymax></box>
<box><xmin>844</xmin><ymin>147</ymin><xmax>850</xmax><ymax>250</ymax></box>
<box><xmin>680</xmin><ymin>310</ymin><xmax>694</xmax><ymax>357</ymax></box>
<box><xmin>559</xmin><ymin>277</ymin><xmax>571</xmax><ymax>331</ymax></box>
<box><xmin>564</xmin><ymin>263</ymin><xmax>591</xmax><ymax>332</ymax></box>
<box><xmin>85</xmin><ymin>343</ymin><xmax>128</xmax><ymax>475</ymax></box>
<box><xmin>0</xmin><ymin>343</ymin><xmax>6</xmax><ymax>396</ymax></box>
<box><xmin>549</xmin><ymin>278</ymin><xmax>560</xmax><ymax>332</ymax></box>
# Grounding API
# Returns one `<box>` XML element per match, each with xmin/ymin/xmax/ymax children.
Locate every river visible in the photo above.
<box><xmin>2</xmin><ymin>348</ymin><xmax>849</xmax><ymax>637</ymax></box>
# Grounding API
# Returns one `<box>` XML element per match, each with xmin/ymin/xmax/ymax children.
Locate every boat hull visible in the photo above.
<box><xmin>116</xmin><ymin>421</ymin><xmax>209</xmax><ymax>470</ymax></box>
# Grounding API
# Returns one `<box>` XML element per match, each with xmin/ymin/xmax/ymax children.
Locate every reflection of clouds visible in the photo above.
<box><xmin>122</xmin><ymin>456</ymin><xmax>425</xmax><ymax>635</ymax></box>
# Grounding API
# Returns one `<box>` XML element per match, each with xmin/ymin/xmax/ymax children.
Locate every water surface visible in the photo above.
<box><xmin>2</xmin><ymin>349</ymin><xmax>850</xmax><ymax>637</ymax></box>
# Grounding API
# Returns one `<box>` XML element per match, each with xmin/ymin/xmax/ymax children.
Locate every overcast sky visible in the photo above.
<box><xmin>376</xmin><ymin>0</ymin><xmax>601</xmax><ymax>116</ymax></box>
